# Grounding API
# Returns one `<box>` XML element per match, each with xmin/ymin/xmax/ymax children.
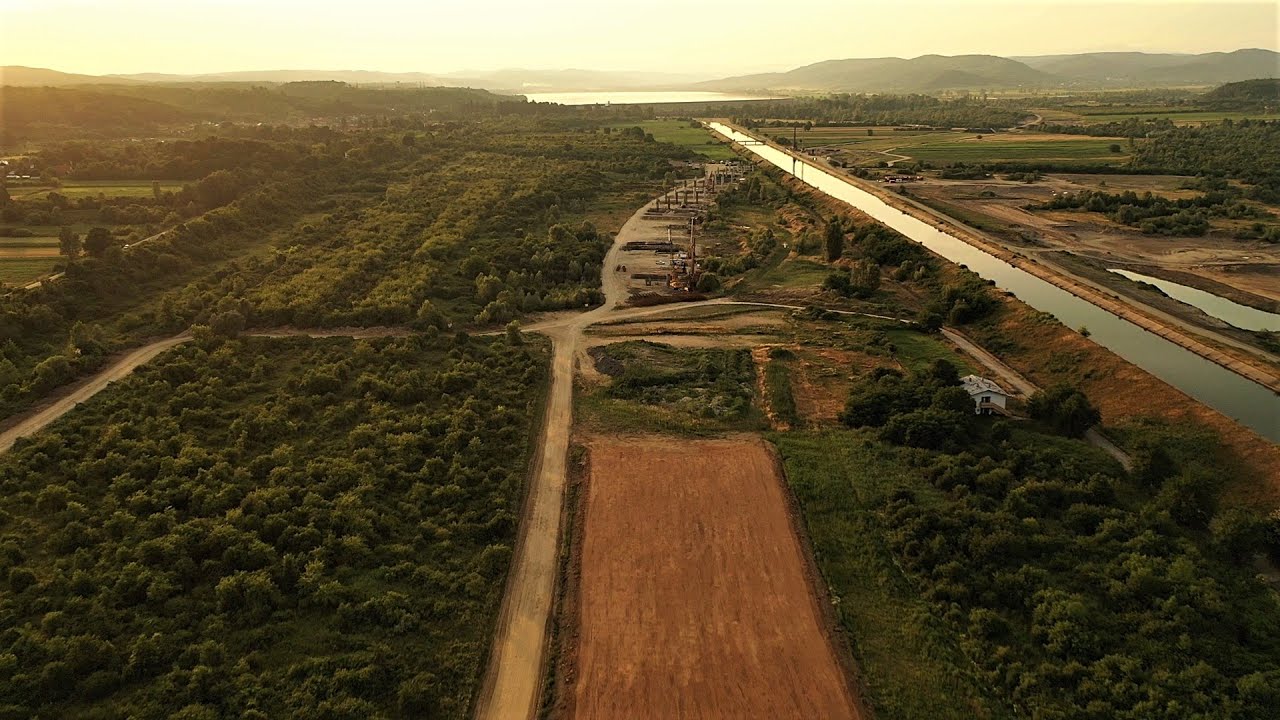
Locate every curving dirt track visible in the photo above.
<box><xmin>0</xmin><ymin>327</ymin><xmax>414</xmax><ymax>455</ymax></box>
<box><xmin>568</xmin><ymin>436</ymin><xmax>863</xmax><ymax>720</ymax></box>
<box><xmin>0</xmin><ymin>333</ymin><xmax>191</xmax><ymax>454</ymax></box>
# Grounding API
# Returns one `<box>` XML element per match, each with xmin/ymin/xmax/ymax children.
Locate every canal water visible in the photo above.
<box><xmin>708</xmin><ymin>123</ymin><xmax>1279</xmax><ymax>441</ymax></box>
<box><xmin>1110</xmin><ymin>269</ymin><xmax>1280</xmax><ymax>333</ymax></box>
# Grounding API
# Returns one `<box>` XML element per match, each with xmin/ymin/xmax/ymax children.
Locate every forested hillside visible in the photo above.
<box><xmin>0</xmin><ymin>83</ymin><xmax>524</xmax><ymax>144</ymax></box>
<box><xmin>0</xmin><ymin>334</ymin><xmax>547</xmax><ymax>718</ymax></box>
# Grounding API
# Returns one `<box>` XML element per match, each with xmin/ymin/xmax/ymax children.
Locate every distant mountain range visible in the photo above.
<box><xmin>108</xmin><ymin>69</ymin><xmax>446</xmax><ymax>85</ymax></box>
<box><xmin>699</xmin><ymin>49</ymin><xmax>1280</xmax><ymax>93</ymax></box>
<box><xmin>0</xmin><ymin>66</ymin><xmax>712</xmax><ymax>93</ymax></box>
<box><xmin>436</xmin><ymin>68</ymin><xmax>712</xmax><ymax>92</ymax></box>
<box><xmin>3</xmin><ymin>49</ymin><xmax>1277</xmax><ymax>95</ymax></box>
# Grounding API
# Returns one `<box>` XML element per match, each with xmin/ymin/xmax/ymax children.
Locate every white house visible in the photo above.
<box><xmin>960</xmin><ymin>375</ymin><xmax>1012</xmax><ymax>415</ymax></box>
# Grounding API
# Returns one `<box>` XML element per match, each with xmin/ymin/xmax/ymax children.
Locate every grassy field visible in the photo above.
<box><xmin>0</xmin><ymin>257</ymin><xmax>58</xmax><ymax>285</ymax></box>
<box><xmin>17</xmin><ymin>180</ymin><xmax>186</xmax><ymax>199</ymax></box>
<box><xmin>611</xmin><ymin>120</ymin><xmax>738</xmax><ymax>160</ymax></box>
<box><xmin>763</xmin><ymin>356</ymin><xmax>800</xmax><ymax>427</ymax></box>
<box><xmin>770</xmin><ymin>430</ymin><xmax>1008</xmax><ymax>719</ymax></box>
<box><xmin>1</xmin><ymin>223</ymin><xmax>100</xmax><ymax>237</ymax></box>
<box><xmin>883</xmin><ymin>328</ymin><xmax>978</xmax><ymax>375</ymax></box>
<box><xmin>577</xmin><ymin>341</ymin><xmax>766</xmax><ymax>434</ymax></box>
<box><xmin>765</xmin><ymin>127</ymin><xmax>942</xmax><ymax>149</ymax></box>
<box><xmin>902</xmin><ymin>137</ymin><xmax>1130</xmax><ymax>165</ymax></box>
<box><xmin>765</xmin><ymin>258</ymin><xmax>830</xmax><ymax>288</ymax></box>
<box><xmin>1057</xmin><ymin>108</ymin><xmax>1276</xmax><ymax>124</ymax></box>
<box><xmin>783</xmin><ymin>129</ymin><xmax>1133</xmax><ymax>167</ymax></box>
<box><xmin>0</xmin><ymin>236</ymin><xmax>59</xmax><ymax>247</ymax></box>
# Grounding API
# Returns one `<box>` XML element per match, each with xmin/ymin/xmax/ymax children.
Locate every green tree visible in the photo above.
<box><xmin>397</xmin><ymin>672</ymin><xmax>441</xmax><ymax>716</ymax></box>
<box><xmin>58</xmin><ymin>226</ymin><xmax>81</xmax><ymax>260</ymax></box>
<box><xmin>929</xmin><ymin>358</ymin><xmax>961</xmax><ymax>386</ymax></box>
<box><xmin>193</xmin><ymin>170</ymin><xmax>241</xmax><ymax>209</ymax></box>
<box><xmin>210</xmin><ymin>310</ymin><xmax>245</xmax><ymax>338</ymax></box>
<box><xmin>824</xmin><ymin>217</ymin><xmax>844</xmax><ymax>261</ymax></box>
<box><xmin>83</xmin><ymin>227</ymin><xmax>113</xmax><ymax>258</ymax></box>
<box><xmin>1027</xmin><ymin>383</ymin><xmax>1100</xmax><ymax>437</ymax></box>
<box><xmin>1211</xmin><ymin>508</ymin><xmax>1268</xmax><ymax>561</ymax></box>
<box><xmin>1131</xmin><ymin>441</ymin><xmax>1177</xmax><ymax>487</ymax></box>
<box><xmin>847</xmin><ymin>259</ymin><xmax>880</xmax><ymax>298</ymax></box>
<box><xmin>505</xmin><ymin>320</ymin><xmax>523</xmax><ymax>345</ymax></box>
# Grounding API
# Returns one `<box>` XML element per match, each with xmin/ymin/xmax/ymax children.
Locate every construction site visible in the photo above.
<box><xmin>616</xmin><ymin>162</ymin><xmax>746</xmax><ymax>299</ymax></box>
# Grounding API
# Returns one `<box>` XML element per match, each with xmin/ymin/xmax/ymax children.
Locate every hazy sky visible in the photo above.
<box><xmin>2</xmin><ymin>0</ymin><xmax>1276</xmax><ymax>76</ymax></box>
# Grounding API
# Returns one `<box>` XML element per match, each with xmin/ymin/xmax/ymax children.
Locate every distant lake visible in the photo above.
<box><xmin>522</xmin><ymin>91</ymin><xmax>778</xmax><ymax>105</ymax></box>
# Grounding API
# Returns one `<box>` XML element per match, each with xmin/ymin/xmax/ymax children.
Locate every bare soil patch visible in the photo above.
<box><xmin>0</xmin><ymin>247</ymin><xmax>61</xmax><ymax>258</ymax></box>
<box><xmin>910</xmin><ymin>177</ymin><xmax>1280</xmax><ymax>301</ymax></box>
<box><xmin>789</xmin><ymin>347</ymin><xmax>884</xmax><ymax>426</ymax></box>
<box><xmin>591</xmin><ymin>311</ymin><xmax>787</xmax><ymax>336</ymax></box>
<box><xmin>584</xmin><ymin>333</ymin><xmax>774</xmax><ymax>350</ymax></box>
<box><xmin>567</xmin><ymin>435</ymin><xmax>863</xmax><ymax>720</ymax></box>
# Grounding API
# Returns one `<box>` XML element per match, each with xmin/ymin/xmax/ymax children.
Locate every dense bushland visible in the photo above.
<box><xmin>0</xmin><ymin>333</ymin><xmax>547</xmax><ymax>719</ymax></box>
<box><xmin>1033</xmin><ymin>187</ymin><xmax>1273</xmax><ymax>238</ymax></box>
<box><xmin>0</xmin><ymin>119</ymin><xmax>693</xmax><ymax>418</ymax></box>
<box><xmin>1132</xmin><ymin>120</ymin><xmax>1280</xmax><ymax>196</ymax></box>
<box><xmin>799</xmin><ymin>364</ymin><xmax>1280</xmax><ymax>718</ymax></box>
<box><xmin>594</xmin><ymin>340</ymin><xmax>757</xmax><ymax>422</ymax></box>
<box><xmin>732</xmin><ymin>94</ymin><xmax>1031</xmax><ymax>130</ymax></box>
<box><xmin>0</xmin><ymin>84</ymin><xmax>525</xmax><ymax>144</ymax></box>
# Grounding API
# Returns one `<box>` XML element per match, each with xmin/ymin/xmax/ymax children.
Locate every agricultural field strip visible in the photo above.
<box><xmin>570</xmin><ymin>437</ymin><xmax>863</xmax><ymax>720</ymax></box>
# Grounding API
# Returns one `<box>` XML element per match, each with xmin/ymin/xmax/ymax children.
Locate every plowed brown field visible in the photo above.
<box><xmin>569</xmin><ymin>436</ymin><xmax>862</xmax><ymax>720</ymax></box>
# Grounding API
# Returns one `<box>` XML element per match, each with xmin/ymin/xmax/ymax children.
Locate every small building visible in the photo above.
<box><xmin>960</xmin><ymin>375</ymin><xmax>1011</xmax><ymax>415</ymax></box>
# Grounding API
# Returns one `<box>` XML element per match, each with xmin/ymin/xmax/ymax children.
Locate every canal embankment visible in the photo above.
<box><xmin>710</xmin><ymin>120</ymin><xmax>1280</xmax><ymax>396</ymax></box>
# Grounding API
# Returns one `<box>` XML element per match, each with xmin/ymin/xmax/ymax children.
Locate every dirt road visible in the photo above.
<box><xmin>0</xmin><ymin>333</ymin><xmax>191</xmax><ymax>454</ymax></box>
<box><xmin>569</xmin><ymin>436</ymin><xmax>863</xmax><ymax>720</ymax></box>
<box><xmin>942</xmin><ymin>327</ymin><xmax>1132</xmax><ymax>469</ymax></box>
<box><xmin>0</xmin><ymin>327</ymin><xmax>414</xmax><ymax>455</ymax></box>
<box><xmin>473</xmin><ymin>189</ymin><xmax>667</xmax><ymax>720</ymax></box>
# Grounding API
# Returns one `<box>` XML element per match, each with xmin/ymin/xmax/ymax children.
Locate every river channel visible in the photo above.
<box><xmin>708</xmin><ymin>122</ymin><xmax>1279</xmax><ymax>441</ymax></box>
<box><xmin>1109</xmin><ymin>269</ymin><xmax>1280</xmax><ymax>333</ymax></box>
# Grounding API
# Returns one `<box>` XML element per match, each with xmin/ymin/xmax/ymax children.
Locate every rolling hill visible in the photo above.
<box><xmin>703</xmin><ymin>49</ymin><xmax>1280</xmax><ymax>93</ymax></box>
<box><xmin>0</xmin><ymin>66</ymin><xmax>144</xmax><ymax>87</ymax></box>
<box><xmin>1015</xmin><ymin>49</ymin><xmax>1280</xmax><ymax>85</ymax></box>
<box><xmin>1197</xmin><ymin>78</ymin><xmax>1280</xmax><ymax>109</ymax></box>
<box><xmin>436</xmin><ymin>68</ymin><xmax>712</xmax><ymax>92</ymax></box>
<box><xmin>6</xmin><ymin>49</ymin><xmax>1277</xmax><ymax>98</ymax></box>
<box><xmin>701</xmin><ymin>54</ymin><xmax>1051</xmax><ymax>93</ymax></box>
<box><xmin>106</xmin><ymin>69</ymin><xmax>446</xmax><ymax>85</ymax></box>
<box><xmin>0</xmin><ymin>65</ymin><xmax>708</xmax><ymax>92</ymax></box>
